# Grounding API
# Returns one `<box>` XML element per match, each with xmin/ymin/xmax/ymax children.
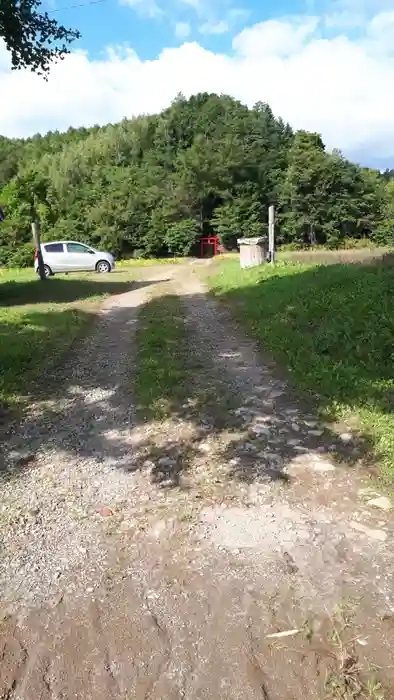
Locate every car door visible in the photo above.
<box><xmin>65</xmin><ymin>243</ymin><xmax>95</xmax><ymax>271</ymax></box>
<box><xmin>42</xmin><ymin>242</ymin><xmax>66</xmax><ymax>272</ymax></box>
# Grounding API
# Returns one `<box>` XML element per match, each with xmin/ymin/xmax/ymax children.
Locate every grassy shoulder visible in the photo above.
<box><xmin>217</xmin><ymin>246</ymin><xmax>393</xmax><ymax>266</ymax></box>
<box><xmin>208</xmin><ymin>258</ymin><xmax>394</xmax><ymax>483</ymax></box>
<box><xmin>116</xmin><ymin>257</ymin><xmax>185</xmax><ymax>268</ymax></box>
<box><xmin>134</xmin><ymin>291</ymin><xmax>189</xmax><ymax>421</ymax></box>
<box><xmin>0</xmin><ymin>268</ymin><xmax>134</xmax><ymax>414</ymax></box>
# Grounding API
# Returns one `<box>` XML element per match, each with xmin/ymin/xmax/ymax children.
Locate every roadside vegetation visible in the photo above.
<box><xmin>116</xmin><ymin>257</ymin><xmax>185</xmax><ymax>267</ymax></box>
<box><xmin>134</xmin><ymin>289</ymin><xmax>189</xmax><ymax>421</ymax></box>
<box><xmin>0</xmin><ymin>268</ymin><xmax>134</xmax><ymax>415</ymax></box>
<box><xmin>209</xmin><ymin>257</ymin><xmax>394</xmax><ymax>483</ymax></box>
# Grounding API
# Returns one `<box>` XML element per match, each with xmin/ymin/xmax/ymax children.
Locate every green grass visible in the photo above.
<box><xmin>134</xmin><ymin>291</ymin><xmax>189</xmax><ymax>420</ymax></box>
<box><xmin>208</xmin><ymin>259</ymin><xmax>394</xmax><ymax>483</ymax></box>
<box><xmin>116</xmin><ymin>257</ymin><xmax>185</xmax><ymax>267</ymax></box>
<box><xmin>0</xmin><ymin>268</ymin><xmax>135</xmax><ymax>413</ymax></box>
<box><xmin>217</xmin><ymin>246</ymin><xmax>392</xmax><ymax>266</ymax></box>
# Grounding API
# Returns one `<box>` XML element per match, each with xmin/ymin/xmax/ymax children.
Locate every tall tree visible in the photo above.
<box><xmin>0</xmin><ymin>0</ymin><xmax>80</xmax><ymax>74</ymax></box>
<box><xmin>279</xmin><ymin>131</ymin><xmax>328</xmax><ymax>245</ymax></box>
<box><xmin>212</xmin><ymin>183</ymin><xmax>264</xmax><ymax>248</ymax></box>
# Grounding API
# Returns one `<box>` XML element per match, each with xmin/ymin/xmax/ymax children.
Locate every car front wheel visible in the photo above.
<box><xmin>96</xmin><ymin>260</ymin><xmax>111</xmax><ymax>273</ymax></box>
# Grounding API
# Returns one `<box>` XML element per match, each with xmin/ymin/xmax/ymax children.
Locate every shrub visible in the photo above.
<box><xmin>164</xmin><ymin>219</ymin><xmax>199</xmax><ymax>256</ymax></box>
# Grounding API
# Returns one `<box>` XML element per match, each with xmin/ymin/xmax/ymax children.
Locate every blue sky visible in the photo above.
<box><xmin>44</xmin><ymin>0</ymin><xmax>388</xmax><ymax>59</ymax></box>
<box><xmin>1</xmin><ymin>0</ymin><xmax>394</xmax><ymax>167</ymax></box>
<box><xmin>45</xmin><ymin>0</ymin><xmax>305</xmax><ymax>60</ymax></box>
<box><xmin>46</xmin><ymin>0</ymin><xmax>350</xmax><ymax>60</ymax></box>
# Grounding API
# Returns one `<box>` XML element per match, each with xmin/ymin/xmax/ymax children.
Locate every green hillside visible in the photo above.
<box><xmin>1</xmin><ymin>93</ymin><xmax>393</xmax><ymax>265</ymax></box>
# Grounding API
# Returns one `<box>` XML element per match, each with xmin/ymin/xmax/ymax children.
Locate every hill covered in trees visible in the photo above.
<box><xmin>0</xmin><ymin>92</ymin><xmax>393</xmax><ymax>266</ymax></box>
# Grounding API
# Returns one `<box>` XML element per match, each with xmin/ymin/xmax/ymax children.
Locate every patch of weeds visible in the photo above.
<box><xmin>325</xmin><ymin>657</ymin><xmax>364</xmax><ymax>699</ymax></box>
<box><xmin>179</xmin><ymin>506</ymin><xmax>198</xmax><ymax>523</ymax></box>
<box><xmin>301</xmin><ymin>618</ymin><xmax>314</xmax><ymax>642</ymax></box>
<box><xmin>365</xmin><ymin>678</ymin><xmax>386</xmax><ymax>700</ymax></box>
<box><xmin>134</xmin><ymin>293</ymin><xmax>189</xmax><ymax>421</ymax></box>
<box><xmin>325</xmin><ymin>669</ymin><xmax>385</xmax><ymax>700</ymax></box>
<box><xmin>324</xmin><ymin>601</ymin><xmax>386</xmax><ymax>700</ymax></box>
<box><xmin>69</xmin><ymin>505</ymin><xmax>86</xmax><ymax>521</ymax></box>
<box><xmin>191</xmin><ymin>385</ymin><xmax>240</xmax><ymax>428</ymax></box>
<box><xmin>104</xmin><ymin>521</ymin><xmax>119</xmax><ymax>537</ymax></box>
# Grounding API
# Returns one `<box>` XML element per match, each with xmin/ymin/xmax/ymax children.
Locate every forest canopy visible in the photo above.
<box><xmin>0</xmin><ymin>92</ymin><xmax>393</xmax><ymax>266</ymax></box>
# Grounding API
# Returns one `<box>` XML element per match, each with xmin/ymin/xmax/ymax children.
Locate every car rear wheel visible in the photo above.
<box><xmin>36</xmin><ymin>264</ymin><xmax>53</xmax><ymax>277</ymax></box>
<box><xmin>96</xmin><ymin>260</ymin><xmax>111</xmax><ymax>273</ymax></box>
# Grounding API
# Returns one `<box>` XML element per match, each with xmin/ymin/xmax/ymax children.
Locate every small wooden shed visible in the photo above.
<box><xmin>237</xmin><ymin>237</ymin><xmax>268</xmax><ymax>269</ymax></box>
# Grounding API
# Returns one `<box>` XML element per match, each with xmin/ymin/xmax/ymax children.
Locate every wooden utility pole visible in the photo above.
<box><xmin>31</xmin><ymin>219</ymin><xmax>46</xmax><ymax>281</ymax></box>
<box><xmin>268</xmin><ymin>205</ymin><xmax>275</xmax><ymax>264</ymax></box>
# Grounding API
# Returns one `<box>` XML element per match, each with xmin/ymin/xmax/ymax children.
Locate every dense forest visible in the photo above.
<box><xmin>0</xmin><ymin>92</ymin><xmax>394</xmax><ymax>266</ymax></box>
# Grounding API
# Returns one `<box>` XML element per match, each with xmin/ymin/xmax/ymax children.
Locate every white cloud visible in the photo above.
<box><xmin>336</xmin><ymin>0</ymin><xmax>394</xmax><ymax>10</ymax></box>
<box><xmin>120</xmin><ymin>0</ymin><xmax>162</xmax><ymax>17</ymax></box>
<box><xmin>233</xmin><ymin>17</ymin><xmax>319</xmax><ymax>57</ymax></box>
<box><xmin>199</xmin><ymin>7</ymin><xmax>249</xmax><ymax>35</ymax></box>
<box><xmin>178</xmin><ymin>0</ymin><xmax>201</xmax><ymax>12</ymax></box>
<box><xmin>366</xmin><ymin>10</ymin><xmax>394</xmax><ymax>52</ymax></box>
<box><xmin>322</xmin><ymin>0</ymin><xmax>394</xmax><ymax>33</ymax></box>
<box><xmin>199</xmin><ymin>19</ymin><xmax>229</xmax><ymax>34</ymax></box>
<box><xmin>2</xmin><ymin>13</ymin><xmax>394</xmax><ymax>164</ymax></box>
<box><xmin>175</xmin><ymin>21</ymin><xmax>190</xmax><ymax>38</ymax></box>
<box><xmin>324</xmin><ymin>11</ymin><xmax>365</xmax><ymax>28</ymax></box>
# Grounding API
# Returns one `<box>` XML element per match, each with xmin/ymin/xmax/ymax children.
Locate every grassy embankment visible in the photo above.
<box><xmin>209</xmin><ymin>255</ymin><xmax>394</xmax><ymax>483</ymax></box>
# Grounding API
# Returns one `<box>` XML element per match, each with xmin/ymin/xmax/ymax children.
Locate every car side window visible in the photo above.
<box><xmin>44</xmin><ymin>243</ymin><xmax>64</xmax><ymax>253</ymax></box>
<box><xmin>66</xmin><ymin>243</ymin><xmax>91</xmax><ymax>254</ymax></box>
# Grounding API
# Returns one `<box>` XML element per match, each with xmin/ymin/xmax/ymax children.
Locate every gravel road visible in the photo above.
<box><xmin>1</xmin><ymin>264</ymin><xmax>394</xmax><ymax>699</ymax></box>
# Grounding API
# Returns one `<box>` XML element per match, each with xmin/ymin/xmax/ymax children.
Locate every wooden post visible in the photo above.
<box><xmin>268</xmin><ymin>205</ymin><xmax>275</xmax><ymax>264</ymax></box>
<box><xmin>32</xmin><ymin>220</ymin><xmax>46</xmax><ymax>281</ymax></box>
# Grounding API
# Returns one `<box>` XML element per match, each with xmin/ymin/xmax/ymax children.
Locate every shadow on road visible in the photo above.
<box><xmin>0</xmin><ymin>276</ymin><xmax>157</xmax><ymax>307</ymax></box>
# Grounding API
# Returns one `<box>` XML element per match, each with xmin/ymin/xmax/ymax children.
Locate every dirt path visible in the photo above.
<box><xmin>1</xmin><ymin>264</ymin><xmax>394</xmax><ymax>700</ymax></box>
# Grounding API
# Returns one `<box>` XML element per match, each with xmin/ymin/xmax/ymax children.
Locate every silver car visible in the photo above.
<box><xmin>34</xmin><ymin>241</ymin><xmax>115</xmax><ymax>277</ymax></box>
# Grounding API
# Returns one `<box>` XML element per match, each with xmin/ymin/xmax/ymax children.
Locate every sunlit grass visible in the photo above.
<box><xmin>134</xmin><ymin>291</ymin><xmax>188</xmax><ymax>421</ymax></box>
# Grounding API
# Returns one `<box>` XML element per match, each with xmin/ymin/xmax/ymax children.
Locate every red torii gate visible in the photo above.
<box><xmin>200</xmin><ymin>236</ymin><xmax>220</xmax><ymax>258</ymax></box>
